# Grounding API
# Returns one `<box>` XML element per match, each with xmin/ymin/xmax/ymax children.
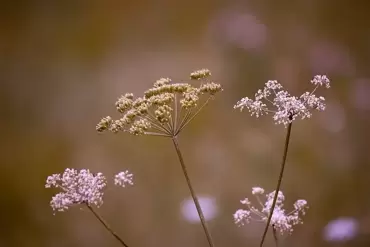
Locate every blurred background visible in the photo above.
<box><xmin>2</xmin><ymin>0</ymin><xmax>370</xmax><ymax>246</ymax></box>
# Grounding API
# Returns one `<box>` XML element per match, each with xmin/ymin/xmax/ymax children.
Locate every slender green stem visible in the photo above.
<box><xmin>259</xmin><ymin>122</ymin><xmax>293</xmax><ymax>247</ymax></box>
<box><xmin>87</xmin><ymin>204</ymin><xmax>129</xmax><ymax>247</ymax></box>
<box><xmin>171</xmin><ymin>136</ymin><xmax>215</xmax><ymax>247</ymax></box>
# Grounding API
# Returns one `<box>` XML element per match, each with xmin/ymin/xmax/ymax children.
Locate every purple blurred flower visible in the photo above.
<box><xmin>323</xmin><ymin>217</ymin><xmax>358</xmax><ymax>242</ymax></box>
<box><xmin>208</xmin><ymin>7</ymin><xmax>267</xmax><ymax>51</ymax></box>
<box><xmin>181</xmin><ymin>196</ymin><xmax>218</xmax><ymax>223</ymax></box>
<box><xmin>351</xmin><ymin>78</ymin><xmax>370</xmax><ymax>110</ymax></box>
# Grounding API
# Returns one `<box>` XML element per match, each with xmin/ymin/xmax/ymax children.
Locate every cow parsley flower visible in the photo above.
<box><xmin>114</xmin><ymin>170</ymin><xmax>134</xmax><ymax>187</ymax></box>
<box><xmin>234</xmin><ymin>76</ymin><xmax>330</xmax><ymax>126</ymax></box>
<box><xmin>45</xmin><ymin>168</ymin><xmax>107</xmax><ymax>213</ymax></box>
<box><xmin>233</xmin><ymin>187</ymin><xmax>308</xmax><ymax>234</ymax></box>
<box><xmin>97</xmin><ymin>69</ymin><xmax>222</xmax><ymax>137</ymax></box>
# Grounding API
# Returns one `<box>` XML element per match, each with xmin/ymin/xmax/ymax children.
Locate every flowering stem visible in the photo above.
<box><xmin>87</xmin><ymin>204</ymin><xmax>130</xmax><ymax>247</ymax></box>
<box><xmin>171</xmin><ymin>136</ymin><xmax>215</xmax><ymax>247</ymax></box>
<box><xmin>259</xmin><ymin>122</ymin><xmax>293</xmax><ymax>247</ymax></box>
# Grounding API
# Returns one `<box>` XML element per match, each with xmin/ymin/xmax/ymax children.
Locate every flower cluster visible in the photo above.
<box><xmin>45</xmin><ymin>168</ymin><xmax>133</xmax><ymax>213</ymax></box>
<box><xmin>114</xmin><ymin>170</ymin><xmax>134</xmax><ymax>187</ymax></box>
<box><xmin>233</xmin><ymin>187</ymin><xmax>308</xmax><ymax>234</ymax></box>
<box><xmin>96</xmin><ymin>69</ymin><xmax>222</xmax><ymax>136</ymax></box>
<box><xmin>234</xmin><ymin>75</ymin><xmax>330</xmax><ymax>126</ymax></box>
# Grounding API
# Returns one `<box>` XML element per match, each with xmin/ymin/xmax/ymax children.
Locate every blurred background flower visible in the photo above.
<box><xmin>2</xmin><ymin>0</ymin><xmax>370</xmax><ymax>247</ymax></box>
<box><xmin>323</xmin><ymin>217</ymin><xmax>359</xmax><ymax>242</ymax></box>
<box><xmin>181</xmin><ymin>196</ymin><xmax>218</xmax><ymax>223</ymax></box>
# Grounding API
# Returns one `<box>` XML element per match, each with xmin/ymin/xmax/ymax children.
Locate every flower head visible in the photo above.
<box><xmin>45</xmin><ymin>168</ymin><xmax>107</xmax><ymax>213</ymax></box>
<box><xmin>234</xmin><ymin>76</ymin><xmax>330</xmax><ymax>126</ymax></box>
<box><xmin>190</xmin><ymin>68</ymin><xmax>211</xmax><ymax>80</ymax></box>
<box><xmin>233</xmin><ymin>187</ymin><xmax>308</xmax><ymax>234</ymax></box>
<box><xmin>97</xmin><ymin>69</ymin><xmax>222</xmax><ymax>136</ymax></box>
<box><xmin>114</xmin><ymin>170</ymin><xmax>134</xmax><ymax>188</ymax></box>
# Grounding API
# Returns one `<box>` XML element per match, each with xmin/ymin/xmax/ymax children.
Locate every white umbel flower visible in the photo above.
<box><xmin>114</xmin><ymin>170</ymin><xmax>134</xmax><ymax>188</ymax></box>
<box><xmin>234</xmin><ymin>75</ymin><xmax>330</xmax><ymax>126</ymax></box>
<box><xmin>233</xmin><ymin>187</ymin><xmax>308</xmax><ymax>234</ymax></box>
<box><xmin>45</xmin><ymin>168</ymin><xmax>107</xmax><ymax>213</ymax></box>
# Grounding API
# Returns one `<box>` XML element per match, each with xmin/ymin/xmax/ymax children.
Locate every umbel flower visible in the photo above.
<box><xmin>96</xmin><ymin>69</ymin><xmax>222</xmax><ymax>247</ymax></box>
<box><xmin>234</xmin><ymin>187</ymin><xmax>308</xmax><ymax>234</ymax></box>
<box><xmin>45</xmin><ymin>168</ymin><xmax>133</xmax><ymax>213</ymax></box>
<box><xmin>234</xmin><ymin>75</ymin><xmax>330</xmax><ymax>126</ymax></box>
<box><xmin>96</xmin><ymin>69</ymin><xmax>222</xmax><ymax>137</ymax></box>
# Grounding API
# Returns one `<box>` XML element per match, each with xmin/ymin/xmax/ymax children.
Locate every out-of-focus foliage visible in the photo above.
<box><xmin>1</xmin><ymin>1</ymin><xmax>370</xmax><ymax>246</ymax></box>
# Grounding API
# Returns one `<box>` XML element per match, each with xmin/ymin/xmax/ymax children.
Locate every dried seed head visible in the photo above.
<box><xmin>97</xmin><ymin>69</ymin><xmax>222</xmax><ymax>136</ymax></box>
<box><xmin>190</xmin><ymin>69</ymin><xmax>211</xmax><ymax>80</ymax></box>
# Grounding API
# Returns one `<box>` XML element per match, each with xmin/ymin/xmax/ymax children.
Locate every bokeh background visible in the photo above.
<box><xmin>2</xmin><ymin>1</ymin><xmax>370</xmax><ymax>246</ymax></box>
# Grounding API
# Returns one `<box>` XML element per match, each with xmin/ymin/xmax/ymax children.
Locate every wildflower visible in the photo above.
<box><xmin>114</xmin><ymin>170</ymin><xmax>134</xmax><ymax>187</ymax></box>
<box><xmin>234</xmin><ymin>76</ymin><xmax>330</xmax><ymax>126</ymax></box>
<box><xmin>97</xmin><ymin>69</ymin><xmax>222</xmax><ymax>136</ymax></box>
<box><xmin>45</xmin><ymin>168</ymin><xmax>107</xmax><ymax>213</ymax></box>
<box><xmin>233</xmin><ymin>187</ymin><xmax>308</xmax><ymax>234</ymax></box>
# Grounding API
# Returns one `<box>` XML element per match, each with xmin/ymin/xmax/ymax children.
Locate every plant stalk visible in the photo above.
<box><xmin>87</xmin><ymin>204</ymin><xmax>129</xmax><ymax>247</ymax></box>
<box><xmin>272</xmin><ymin>225</ymin><xmax>278</xmax><ymax>247</ymax></box>
<box><xmin>171</xmin><ymin>136</ymin><xmax>215</xmax><ymax>247</ymax></box>
<box><xmin>259</xmin><ymin>122</ymin><xmax>293</xmax><ymax>247</ymax></box>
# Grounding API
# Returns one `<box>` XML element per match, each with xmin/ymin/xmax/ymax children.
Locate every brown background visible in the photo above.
<box><xmin>1</xmin><ymin>1</ymin><xmax>370</xmax><ymax>246</ymax></box>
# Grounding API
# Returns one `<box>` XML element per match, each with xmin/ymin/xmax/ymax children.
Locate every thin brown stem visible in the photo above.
<box><xmin>176</xmin><ymin>109</ymin><xmax>193</xmax><ymax>134</ymax></box>
<box><xmin>176</xmin><ymin>97</ymin><xmax>212</xmax><ymax>135</ymax></box>
<box><xmin>171</xmin><ymin>136</ymin><xmax>215</xmax><ymax>247</ymax></box>
<box><xmin>87</xmin><ymin>204</ymin><xmax>129</xmax><ymax>247</ymax></box>
<box><xmin>168</xmin><ymin>110</ymin><xmax>174</xmax><ymax>133</ymax></box>
<box><xmin>143</xmin><ymin>115</ymin><xmax>172</xmax><ymax>135</ymax></box>
<box><xmin>144</xmin><ymin>132</ymin><xmax>172</xmax><ymax>137</ymax></box>
<box><xmin>272</xmin><ymin>225</ymin><xmax>278</xmax><ymax>247</ymax></box>
<box><xmin>173</xmin><ymin>94</ymin><xmax>178</xmax><ymax>131</ymax></box>
<box><xmin>259</xmin><ymin>122</ymin><xmax>293</xmax><ymax>247</ymax></box>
